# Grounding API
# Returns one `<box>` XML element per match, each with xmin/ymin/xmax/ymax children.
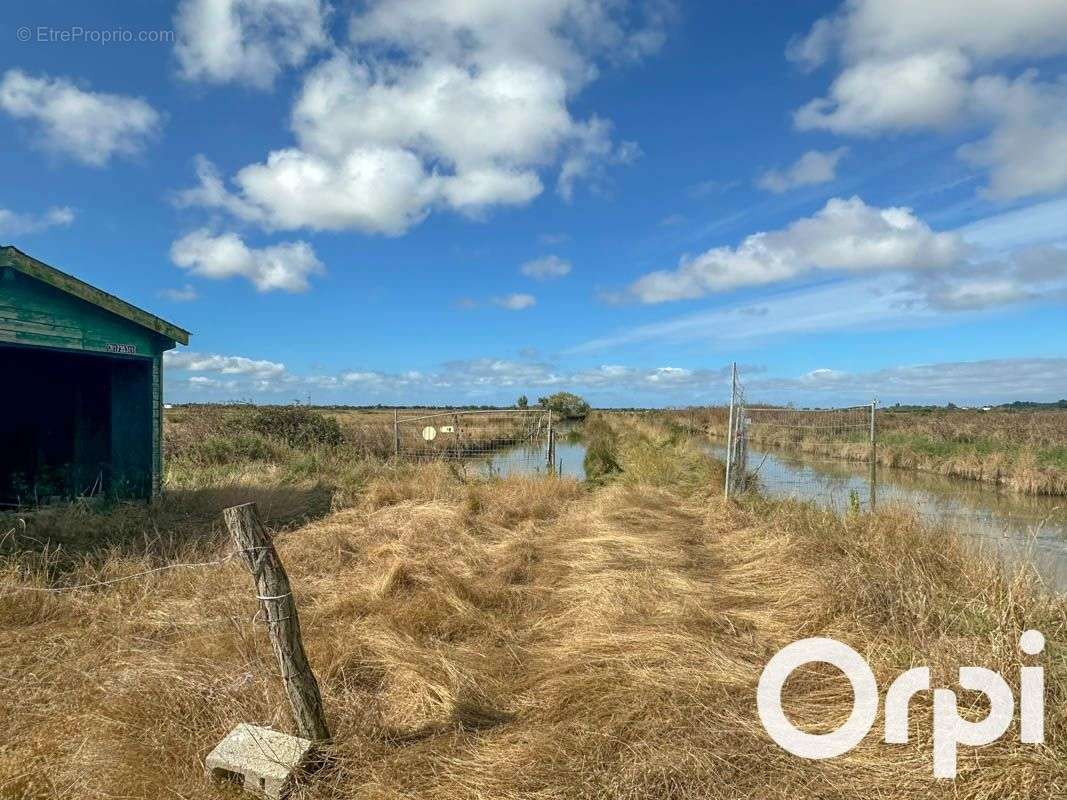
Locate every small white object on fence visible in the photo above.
<box><xmin>393</xmin><ymin>408</ymin><xmax>553</xmax><ymax>471</ymax></box>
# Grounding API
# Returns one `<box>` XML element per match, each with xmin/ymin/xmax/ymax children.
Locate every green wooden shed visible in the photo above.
<box><xmin>0</xmin><ymin>246</ymin><xmax>190</xmax><ymax>504</ymax></box>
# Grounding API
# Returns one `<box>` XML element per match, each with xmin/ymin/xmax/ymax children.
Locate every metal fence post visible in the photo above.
<box><xmin>546</xmin><ymin>409</ymin><xmax>554</xmax><ymax>472</ymax></box>
<box><xmin>393</xmin><ymin>409</ymin><xmax>400</xmax><ymax>458</ymax></box>
<box><xmin>869</xmin><ymin>399</ymin><xmax>877</xmax><ymax>510</ymax></box>
<box><xmin>737</xmin><ymin>414</ymin><xmax>748</xmax><ymax>494</ymax></box>
<box><xmin>724</xmin><ymin>362</ymin><xmax>736</xmax><ymax>499</ymax></box>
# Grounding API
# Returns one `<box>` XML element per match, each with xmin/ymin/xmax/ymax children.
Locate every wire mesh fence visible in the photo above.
<box><xmin>393</xmin><ymin>408</ymin><xmax>556</xmax><ymax>476</ymax></box>
<box><xmin>723</xmin><ymin>364</ymin><xmax>877</xmax><ymax>507</ymax></box>
<box><xmin>739</xmin><ymin>406</ymin><xmax>876</xmax><ymax>507</ymax></box>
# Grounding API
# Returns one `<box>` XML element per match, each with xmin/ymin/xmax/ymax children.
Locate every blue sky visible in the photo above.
<box><xmin>1</xmin><ymin>0</ymin><xmax>1065</xmax><ymax>407</ymax></box>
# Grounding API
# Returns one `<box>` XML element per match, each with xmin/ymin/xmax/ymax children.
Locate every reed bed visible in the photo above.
<box><xmin>669</xmin><ymin>406</ymin><xmax>1067</xmax><ymax>496</ymax></box>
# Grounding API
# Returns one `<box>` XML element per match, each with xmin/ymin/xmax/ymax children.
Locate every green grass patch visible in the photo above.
<box><xmin>881</xmin><ymin>433</ymin><xmax>1011</xmax><ymax>459</ymax></box>
<box><xmin>1037</xmin><ymin>446</ymin><xmax>1067</xmax><ymax>469</ymax></box>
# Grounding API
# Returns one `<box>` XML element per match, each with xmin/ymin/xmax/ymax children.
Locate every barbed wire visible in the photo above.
<box><xmin>3</xmin><ymin>554</ymin><xmax>238</xmax><ymax>593</ymax></box>
<box><xmin>0</xmin><ymin>542</ymin><xmax>276</xmax><ymax>594</ymax></box>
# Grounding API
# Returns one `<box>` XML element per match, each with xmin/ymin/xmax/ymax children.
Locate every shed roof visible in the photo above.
<box><xmin>0</xmin><ymin>245</ymin><xmax>190</xmax><ymax>346</ymax></box>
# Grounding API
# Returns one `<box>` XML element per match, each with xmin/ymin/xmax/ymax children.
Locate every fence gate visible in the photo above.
<box><xmin>393</xmin><ymin>409</ymin><xmax>556</xmax><ymax>473</ymax></box>
<box><xmin>724</xmin><ymin>364</ymin><xmax>877</xmax><ymax>509</ymax></box>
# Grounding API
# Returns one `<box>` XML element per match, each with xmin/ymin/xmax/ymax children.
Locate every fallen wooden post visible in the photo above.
<box><xmin>223</xmin><ymin>502</ymin><xmax>331</xmax><ymax>743</ymax></box>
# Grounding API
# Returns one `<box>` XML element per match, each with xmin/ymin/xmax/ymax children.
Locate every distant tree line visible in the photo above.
<box><xmin>170</xmin><ymin>394</ymin><xmax>593</xmax><ymax>418</ymax></box>
<box><xmin>885</xmin><ymin>399</ymin><xmax>1067</xmax><ymax>412</ymax></box>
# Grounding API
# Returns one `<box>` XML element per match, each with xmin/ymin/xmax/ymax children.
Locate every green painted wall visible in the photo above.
<box><xmin>0</xmin><ymin>267</ymin><xmax>164</xmax><ymax>357</ymax></box>
<box><xmin>110</xmin><ymin>359</ymin><xmax>154</xmax><ymax>497</ymax></box>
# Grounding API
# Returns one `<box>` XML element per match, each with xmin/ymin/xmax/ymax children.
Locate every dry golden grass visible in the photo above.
<box><xmin>161</xmin><ymin>406</ymin><xmax>553</xmax><ymax>494</ymax></box>
<box><xmin>1</xmin><ymin>415</ymin><xmax>1064</xmax><ymax>799</ymax></box>
<box><xmin>164</xmin><ymin>405</ymin><xmax>395</xmax><ymax>464</ymax></box>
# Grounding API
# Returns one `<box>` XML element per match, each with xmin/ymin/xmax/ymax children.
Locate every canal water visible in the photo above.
<box><xmin>474</xmin><ymin>439</ymin><xmax>588</xmax><ymax>480</ymax></box>
<box><xmin>707</xmin><ymin>442</ymin><xmax>1067</xmax><ymax>590</ymax></box>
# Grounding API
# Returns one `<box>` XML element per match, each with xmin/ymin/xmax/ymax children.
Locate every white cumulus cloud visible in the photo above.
<box><xmin>790</xmin><ymin>0</ymin><xmax>1067</xmax><ymax>69</ymax></box>
<box><xmin>174</xmin><ymin>0</ymin><xmax>330</xmax><ymax>89</ymax></box>
<box><xmin>627</xmin><ymin>196</ymin><xmax>965</xmax><ymax>303</ymax></box>
<box><xmin>960</xmin><ymin>72</ymin><xmax>1067</xmax><ymax>200</ymax></box>
<box><xmin>794</xmin><ymin>50</ymin><xmax>971</xmax><ymax>135</ymax></box>
<box><xmin>164</xmin><ymin>350</ymin><xmax>287</xmax><ymax>378</ymax></box>
<box><xmin>0</xmin><ymin>70</ymin><xmax>161</xmax><ymax>166</ymax></box>
<box><xmin>0</xmin><ymin>205</ymin><xmax>74</xmax><ymax>236</ymax></box>
<box><xmin>170</xmin><ymin>229</ymin><xmax>324</xmax><ymax>292</ymax></box>
<box><xmin>790</xmin><ymin>0</ymin><xmax>1067</xmax><ymax>199</ymax></box>
<box><xmin>178</xmin><ymin>1</ymin><xmax>668</xmax><ymax>235</ymax></box>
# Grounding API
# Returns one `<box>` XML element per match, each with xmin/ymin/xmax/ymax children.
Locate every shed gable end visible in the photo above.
<box><xmin>0</xmin><ymin>268</ymin><xmax>167</xmax><ymax>357</ymax></box>
<box><xmin>0</xmin><ymin>246</ymin><xmax>189</xmax><ymax>347</ymax></box>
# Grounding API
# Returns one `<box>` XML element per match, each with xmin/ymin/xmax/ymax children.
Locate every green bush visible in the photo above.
<box><xmin>189</xmin><ymin>432</ymin><xmax>281</xmax><ymax>465</ymax></box>
<box><xmin>247</xmin><ymin>406</ymin><xmax>344</xmax><ymax>449</ymax></box>
<box><xmin>538</xmin><ymin>391</ymin><xmax>591</xmax><ymax>420</ymax></box>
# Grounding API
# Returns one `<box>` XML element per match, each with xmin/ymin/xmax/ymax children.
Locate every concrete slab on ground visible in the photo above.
<box><xmin>205</xmin><ymin>723</ymin><xmax>312</xmax><ymax>799</ymax></box>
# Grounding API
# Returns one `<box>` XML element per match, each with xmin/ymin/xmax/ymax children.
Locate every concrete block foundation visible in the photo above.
<box><xmin>205</xmin><ymin>723</ymin><xmax>312</xmax><ymax>799</ymax></box>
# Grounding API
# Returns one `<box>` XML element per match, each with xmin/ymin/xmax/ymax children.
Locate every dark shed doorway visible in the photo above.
<box><xmin>0</xmin><ymin>345</ymin><xmax>152</xmax><ymax>504</ymax></box>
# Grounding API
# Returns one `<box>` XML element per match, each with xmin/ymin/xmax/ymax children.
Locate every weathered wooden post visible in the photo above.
<box><xmin>223</xmin><ymin>502</ymin><xmax>331</xmax><ymax>742</ymax></box>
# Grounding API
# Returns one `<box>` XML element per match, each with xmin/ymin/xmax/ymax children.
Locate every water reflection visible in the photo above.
<box><xmin>708</xmin><ymin>443</ymin><xmax>1067</xmax><ymax>590</ymax></box>
<box><xmin>474</xmin><ymin>440</ymin><xmax>587</xmax><ymax>480</ymax></box>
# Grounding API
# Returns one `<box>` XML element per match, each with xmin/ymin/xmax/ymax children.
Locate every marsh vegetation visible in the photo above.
<box><xmin>678</xmin><ymin>405</ymin><xmax>1067</xmax><ymax>496</ymax></box>
<box><xmin>1</xmin><ymin>408</ymin><xmax>1064</xmax><ymax>799</ymax></box>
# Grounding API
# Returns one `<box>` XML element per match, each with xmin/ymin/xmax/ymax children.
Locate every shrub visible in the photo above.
<box><xmin>538</xmin><ymin>391</ymin><xmax>591</xmax><ymax>420</ymax></box>
<box><xmin>247</xmin><ymin>406</ymin><xmax>344</xmax><ymax>449</ymax></box>
<box><xmin>187</xmin><ymin>432</ymin><xmax>281</xmax><ymax>465</ymax></box>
